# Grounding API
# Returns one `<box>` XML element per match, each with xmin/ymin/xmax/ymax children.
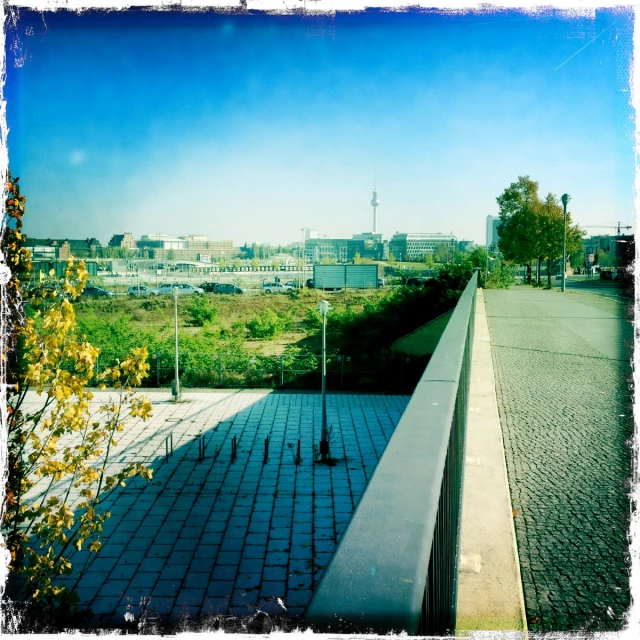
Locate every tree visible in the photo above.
<box><xmin>597</xmin><ymin>248</ymin><xmax>616</xmax><ymax>268</ymax></box>
<box><xmin>233</xmin><ymin>258</ymin><xmax>242</xmax><ymax>271</ymax></box>
<box><xmin>387</xmin><ymin>253</ymin><xmax>396</xmax><ymax>266</ymax></box>
<box><xmin>219</xmin><ymin>256</ymin><xmax>227</xmax><ymax>270</ymax></box>
<box><xmin>537</xmin><ymin>193</ymin><xmax>584</xmax><ymax>286</ymax></box>
<box><xmin>433</xmin><ymin>243</ymin><xmax>450</xmax><ymax>264</ymax></box>
<box><xmin>424</xmin><ymin>252</ymin><xmax>434</xmax><ymax>267</ymax></box>
<box><xmin>497</xmin><ymin>176</ymin><xmax>583</xmax><ymax>286</ymax></box>
<box><xmin>251</xmin><ymin>257</ymin><xmax>260</xmax><ymax>271</ymax></box>
<box><xmin>353</xmin><ymin>252</ymin><xmax>362</xmax><ymax>265</ymax></box>
<box><xmin>3</xmin><ymin>176</ymin><xmax>154</xmax><ymax>621</ymax></box>
<box><xmin>497</xmin><ymin>176</ymin><xmax>543</xmax><ymax>283</ymax></box>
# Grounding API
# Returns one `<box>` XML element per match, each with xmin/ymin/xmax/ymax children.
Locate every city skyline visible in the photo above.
<box><xmin>5</xmin><ymin>8</ymin><xmax>635</xmax><ymax>246</ymax></box>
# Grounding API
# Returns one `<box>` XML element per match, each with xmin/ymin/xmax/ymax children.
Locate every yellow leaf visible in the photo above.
<box><xmin>49</xmin><ymin>269</ymin><xmax>55</xmax><ymax>277</ymax></box>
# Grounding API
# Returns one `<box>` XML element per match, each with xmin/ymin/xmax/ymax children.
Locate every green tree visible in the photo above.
<box><xmin>497</xmin><ymin>176</ymin><xmax>542</xmax><ymax>283</ymax></box>
<box><xmin>251</xmin><ymin>257</ymin><xmax>260</xmax><ymax>271</ymax></box>
<box><xmin>233</xmin><ymin>258</ymin><xmax>242</xmax><ymax>271</ymax></box>
<box><xmin>537</xmin><ymin>193</ymin><xmax>584</xmax><ymax>286</ymax></box>
<box><xmin>568</xmin><ymin>237</ymin><xmax>585</xmax><ymax>269</ymax></box>
<box><xmin>433</xmin><ymin>243</ymin><xmax>450</xmax><ymax>264</ymax></box>
<box><xmin>424</xmin><ymin>252</ymin><xmax>434</xmax><ymax>267</ymax></box>
<box><xmin>387</xmin><ymin>253</ymin><xmax>396</xmax><ymax>266</ymax></box>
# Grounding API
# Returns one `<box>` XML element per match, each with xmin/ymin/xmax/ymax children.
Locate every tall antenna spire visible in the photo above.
<box><xmin>371</xmin><ymin>167</ymin><xmax>380</xmax><ymax>234</ymax></box>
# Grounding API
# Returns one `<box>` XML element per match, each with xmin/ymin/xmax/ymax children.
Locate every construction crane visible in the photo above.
<box><xmin>582</xmin><ymin>222</ymin><xmax>633</xmax><ymax>235</ymax></box>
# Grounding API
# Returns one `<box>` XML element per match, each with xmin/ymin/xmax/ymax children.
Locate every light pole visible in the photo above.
<box><xmin>485</xmin><ymin>254</ymin><xmax>494</xmax><ymax>287</ymax></box>
<box><xmin>318</xmin><ymin>299</ymin><xmax>331</xmax><ymax>462</ymax></box>
<box><xmin>561</xmin><ymin>194</ymin><xmax>571</xmax><ymax>293</ymax></box>
<box><xmin>300</xmin><ymin>228</ymin><xmax>305</xmax><ymax>290</ymax></box>
<box><xmin>173</xmin><ymin>286</ymin><xmax>180</xmax><ymax>401</ymax></box>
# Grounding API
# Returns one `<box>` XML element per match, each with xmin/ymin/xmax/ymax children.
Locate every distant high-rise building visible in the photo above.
<box><xmin>486</xmin><ymin>216</ymin><xmax>501</xmax><ymax>249</ymax></box>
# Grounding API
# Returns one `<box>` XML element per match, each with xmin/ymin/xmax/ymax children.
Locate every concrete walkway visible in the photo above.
<box><xmin>456</xmin><ymin>288</ymin><xmax>527</xmax><ymax>632</ymax></box>
<box><xmin>20</xmin><ymin>390</ymin><xmax>409</xmax><ymax>627</ymax></box>
<box><xmin>484</xmin><ymin>286</ymin><xmax>633</xmax><ymax>633</ymax></box>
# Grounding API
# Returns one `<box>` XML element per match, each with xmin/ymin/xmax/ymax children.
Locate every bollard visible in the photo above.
<box><xmin>280</xmin><ymin>357</ymin><xmax>285</xmax><ymax>387</ymax></box>
<box><xmin>198</xmin><ymin>436</ymin><xmax>205</xmax><ymax>462</ymax></box>
<box><xmin>231</xmin><ymin>435</ymin><xmax>237</xmax><ymax>462</ymax></box>
<box><xmin>165</xmin><ymin>434</ymin><xmax>173</xmax><ymax>462</ymax></box>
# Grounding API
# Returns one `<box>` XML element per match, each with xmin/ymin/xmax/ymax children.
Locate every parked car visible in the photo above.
<box><xmin>153</xmin><ymin>283</ymin><xmax>204</xmax><ymax>296</ymax></box>
<box><xmin>26</xmin><ymin>283</ymin><xmax>68</xmax><ymax>299</ymax></box>
<box><xmin>213</xmin><ymin>283</ymin><xmax>244</xmax><ymax>295</ymax></box>
<box><xmin>262</xmin><ymin>281</ymin><xmax>293</xmax><ymax>294</ymax></box>
<box><xmin>406</xmin><ymin>277</ymin><xmax>429</xmax><ymax>287</ymax></box>
<box><xmin>128</xmin><ymin>285</ymin><xmax>154</xmax><ymax>296</ymax></box>
<box><xmin>199</xmin><ymin>282</ymin><xmax>219</xmax><ymax>293</ymax></box>
<box><xmin>82</xmin><ymin>286</ymin><xmax>115</xmax><ymax>298</ymax></box>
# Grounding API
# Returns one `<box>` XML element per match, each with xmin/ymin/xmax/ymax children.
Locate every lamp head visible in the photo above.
<box><xmin>561</xmin><ymin>193</ymin><xmax>571</xmax><ymax>208</ymax></box>
<box><xmin>318</xmin><ymin>300</ymin><xmax>331</xmax><ymax>316</ymax></box>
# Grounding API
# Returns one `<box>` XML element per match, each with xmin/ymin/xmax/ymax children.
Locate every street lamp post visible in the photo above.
<box><xmin>561</xmin><ymin>194</ymin><xmax>571</xmax><ymax>293</ymax></box>
<box><xmin>485</xmin><ymin>254</ymin><xmax>494</xmax><ymax>287</ymax></box>
<box><xmin>318</xmin><ymin>299</ymin><xmax>331</xmax><ymax>462</ymax></box>
<box><xmin>173</xmin><ymin>286</ymin><xmax>180</xmax><ymax>401</ymax></box>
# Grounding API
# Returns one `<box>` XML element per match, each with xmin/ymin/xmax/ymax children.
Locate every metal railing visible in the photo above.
<box><xmin>305</xmin><ymin>271</ymin><xmax>478</xmax><ymax>635</ymax></box>
<box><xmin>92</xmin><ymin>351</ymin><xmax>429</xmax><ymax>393</ymax></box>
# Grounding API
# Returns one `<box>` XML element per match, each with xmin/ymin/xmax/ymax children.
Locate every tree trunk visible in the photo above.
<box><xmin>547</xmin><ymin>257</ymin><xmax>552</xmax><ymax>287</ymax></box>
<box><xmin>537</xmin><ymin>258</ymin><xmax>542</xmax><ymax>284</ymax></box>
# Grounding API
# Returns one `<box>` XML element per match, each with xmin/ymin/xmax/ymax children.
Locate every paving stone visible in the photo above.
<box><xmin>485</xmin><ymin>288</ymin><xmax>633</xmax><ymax>632</ymax></box>
<box><xmin>234</xmin><ymin>573</ymin><xmax>262</xmax><ymax>589</ymax></box>
<box><xmin>19</xmin><ymin>390</ymin><xmax>409</xmax><ymax>630</ymax></box>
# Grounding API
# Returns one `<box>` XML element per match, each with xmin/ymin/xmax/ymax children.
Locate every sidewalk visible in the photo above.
<box><xmin>484</xmin><ymin>286</ymin><xmax>633</xmax><ymax>632</ymax></box>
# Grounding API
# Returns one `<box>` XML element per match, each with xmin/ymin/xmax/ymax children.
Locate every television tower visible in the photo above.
<box><xmin>371</xmin><ymin>172</ymin><xmax>380</xmax><ymax>233</ymax></box>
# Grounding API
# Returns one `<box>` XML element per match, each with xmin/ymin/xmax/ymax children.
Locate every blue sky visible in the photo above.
<box><xmin>5</xmin><ymin>8</ymin><xmax>635</xmax><ymax>246</ymax></box>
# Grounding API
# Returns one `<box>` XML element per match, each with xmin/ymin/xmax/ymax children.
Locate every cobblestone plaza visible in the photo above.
<box><xmin>21</xmin><ymin>390</ymin><xmax>408</xmax><ymax>626</ymax></box>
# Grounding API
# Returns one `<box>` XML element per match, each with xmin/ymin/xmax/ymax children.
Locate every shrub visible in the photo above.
<box><xmin>185</xmin><ymin>294</ymin><xmax>218</xmax><ymax>327</ymax></box>
<box><xmin>246</xmin><ymin>308</ymin><xmax>286</xmax><ymax>339</ymax></box>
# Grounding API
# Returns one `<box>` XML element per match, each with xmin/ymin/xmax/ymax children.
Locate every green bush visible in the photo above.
<box><xmin>185</xmin><ymin>295</ymin><xmax>218</xmax><ymax>327</ymax></box>
<box><xmin>485</xmin><ymin>264</ymin><xmax>516</xmax><ymax>289</ymax></box>
<box><xmin>246</xmin><ymin>308</ymin><xmax>286</xmax><ymax>339</ymax></box>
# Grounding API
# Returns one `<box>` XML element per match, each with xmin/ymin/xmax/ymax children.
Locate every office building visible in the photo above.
<box><xmin>388</xmin><ymin>233</ymin><xmax>458</xmax><ymax>261</ymax></box>
<box><xmin>486</xmin><ymin>216</ymin><xmax>501</xmax><ymax>249</ymax></box>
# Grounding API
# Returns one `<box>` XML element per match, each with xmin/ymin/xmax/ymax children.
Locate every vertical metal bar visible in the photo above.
<box><xmin>280</xmin><ymin>356</ymin><xmax>285</xmax><ymax>387</ymax></box>
<box><xmin>156</xmin><ymin>353</ymin><xmax>160</xmax><ymax>387</ymax></box>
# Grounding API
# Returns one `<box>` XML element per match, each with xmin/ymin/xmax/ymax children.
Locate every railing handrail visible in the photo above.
<box><xmin>305</xmin><ymin>272</ymin><xmax>478</xmax><ymax>634</ymax></box>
